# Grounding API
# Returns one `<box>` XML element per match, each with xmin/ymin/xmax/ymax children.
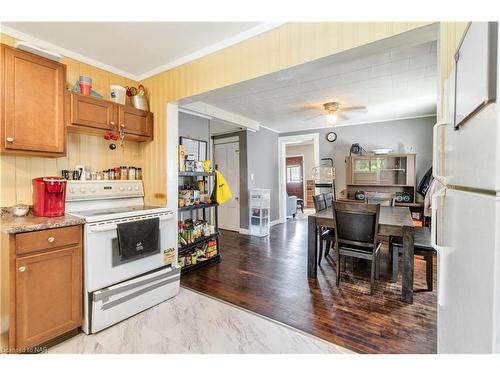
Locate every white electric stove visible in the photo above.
<box><xmin>66</xmin><ymin>180</ymin><xmax>179</xmax><ymax>334</ymax></box>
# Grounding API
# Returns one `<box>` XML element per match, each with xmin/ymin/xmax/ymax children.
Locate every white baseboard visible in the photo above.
<box><xmin>239</xmin><ymin>220</ymin><xmax>279</xmax><ymax>235</ymax></box>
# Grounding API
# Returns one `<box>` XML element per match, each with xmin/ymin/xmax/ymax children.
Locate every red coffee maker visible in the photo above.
<box><xmin>32</xmin><ymin>177</ymin><xmax>67</xmax><ymax>217</ymax></box>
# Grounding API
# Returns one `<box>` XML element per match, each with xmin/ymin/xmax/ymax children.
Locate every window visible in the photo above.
<box><xmin>287</xmin><ymin>165</ymin><xmax>302</xmax><ymax>183</ymax></box>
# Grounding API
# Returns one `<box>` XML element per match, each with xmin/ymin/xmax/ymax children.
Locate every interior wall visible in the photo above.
<box><xmin>247</xmin><ymin>127</ymin><xmax>279</xmax><ymax>223</ymax></box>
<box><xmin>141</xmin><ymin>22</ymin><xmax>433</xmax><ymax>206</ymax></box>
<box><xmin>280</xmin><ymin>116</ymin><xmax>436</xmax><ymax>200</ymax></box>
<box><xmin>178</xmin><ymin>112</ymin><xmax>210</xmax><ymax>143</ymax></box>
<box><xmin>286</xmin><ymin>144</ymin><xmax>315</xmax><ymax>180</ymax></box>
<box><xmin>0</xmin><ymin>33</ymin><xmax>139</xmax><ymax>206</ymax></box>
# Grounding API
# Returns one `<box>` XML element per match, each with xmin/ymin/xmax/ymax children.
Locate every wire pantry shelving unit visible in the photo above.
<box><xmin>178</xmin><ymin>168</ymin><xmax>221</xmax><ymax>274</ymax></box>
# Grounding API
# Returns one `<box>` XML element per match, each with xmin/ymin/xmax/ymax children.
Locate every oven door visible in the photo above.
<box><xmin>84</xmin><ymin>211</ymin><xmax>176</xmax><ymax>292</ymax></box>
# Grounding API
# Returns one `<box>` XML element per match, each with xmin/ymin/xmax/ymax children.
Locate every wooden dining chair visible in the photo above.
<box><xmin>389</xmin><ymin>226</ymin><xmax>434</xmax><ymax>291</ymax></box>
<box><xmin>313</xmin><ymin>194</ymin><xmax>336</xmax><ymax>266</ymax></box>
<box><xmin>332</xmin><ymin>201</ymin><xmax>381</xmax><ymax>294</ymax></box>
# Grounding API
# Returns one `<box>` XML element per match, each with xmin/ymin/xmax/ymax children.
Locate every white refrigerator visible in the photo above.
<box><xmin>433</xmin><ymin>22</ymin><xmax>500</xmax><ymax>353</ymax></box>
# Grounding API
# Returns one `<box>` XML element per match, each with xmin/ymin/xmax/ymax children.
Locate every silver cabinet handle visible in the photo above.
<box><xmin>18</xmin><ymin>266</ymin><xmax>26</xmax><ymax>273</ymax></box>
<box><xmin>6</xmin><ymin>137</ymin><xmax>14</xmax><ymax>143</ymax></box>
<box><xmin>47</xmin><ymin>236</ymin><xmax>55</xmax><ymax>243</ymax></box>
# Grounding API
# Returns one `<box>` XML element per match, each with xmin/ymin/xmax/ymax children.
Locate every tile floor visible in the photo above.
<box><xmin>49</xmin><ymin>288</ymin><xmax>351</xmax><ymax>354</ymax></box>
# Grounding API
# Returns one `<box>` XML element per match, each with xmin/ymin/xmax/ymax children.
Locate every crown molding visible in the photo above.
<box><xmin>1</xmin><ymin>22</ymin><xmax>285</xmax><ymax>82</ymax></box>
<box><xmin>135</xmin><ymin>22</ymin><xmax>285</xmax><ymax>80</ymax></box>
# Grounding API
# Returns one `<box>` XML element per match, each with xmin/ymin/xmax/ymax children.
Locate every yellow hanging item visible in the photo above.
<box><xmin>215</xmin><ymin>170</ymin><xmax>232</xmax><ymax>205</ymax></box>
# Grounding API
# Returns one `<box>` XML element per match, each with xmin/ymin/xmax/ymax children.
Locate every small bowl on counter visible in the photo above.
<box><xmin>11</xmin><ymin>204</ymin><xmax>30</xmax><ymax>217</ymax></box>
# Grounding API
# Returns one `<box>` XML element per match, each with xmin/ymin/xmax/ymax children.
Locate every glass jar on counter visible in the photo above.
<box><xmin>128</xmin><ymin>166</ymin><xmax>136</xmax><ymax>180</ymax></box>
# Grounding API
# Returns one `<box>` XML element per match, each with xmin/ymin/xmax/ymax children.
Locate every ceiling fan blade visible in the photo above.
<box><xmin>302</xmin><ymin>113</ymin><xmax>324</xmax><ymax>122</ymax></box>
<box><xmin>338</xmin><ymin>113</ymin><xmax>350</xmax><ymax>121</ymax></box>
<box><xmin>342</xmin><ymin>105</ymin><xmax>367</xmax><ymax>112</ymax></box>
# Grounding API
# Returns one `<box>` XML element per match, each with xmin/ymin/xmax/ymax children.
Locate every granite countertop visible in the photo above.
<box><xmin>1</xmin><ymin>207</ymin><xmax>85</xmax><ymax>234</ymax></box>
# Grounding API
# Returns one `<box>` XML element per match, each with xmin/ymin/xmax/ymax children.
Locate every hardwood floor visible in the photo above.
<box><xmin>181</xmin><ymin>215</ymin><xmax>437</xmax><ymax>354</ymax></box>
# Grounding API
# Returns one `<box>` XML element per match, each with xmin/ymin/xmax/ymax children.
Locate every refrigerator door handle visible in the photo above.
<box><xmin>432</xmin><ymin>122</ymin><xmax>448</xmax><ymax>185</ymax></box>
<box><xmin>432</xmin><ymin>188</ymin><xmax>448</xmax><ymax>306</ymax></box>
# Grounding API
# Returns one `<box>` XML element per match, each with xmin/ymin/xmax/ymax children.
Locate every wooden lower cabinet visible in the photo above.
<box><xmin>1</xmin><ymin>225</ymin><xmax>82</xmax><ymax>352</ymax></box>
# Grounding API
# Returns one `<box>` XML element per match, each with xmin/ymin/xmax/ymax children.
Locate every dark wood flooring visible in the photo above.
<box><xmin>181</xmin><ymin>215</ymin><xmax>437</xmax><ymax>354</ymax></box>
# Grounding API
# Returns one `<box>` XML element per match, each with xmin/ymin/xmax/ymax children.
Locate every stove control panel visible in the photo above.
<box><xmin>66</xmin><ymin>180</ymin><xmax>144</xmax><ymax>201</ymax></box>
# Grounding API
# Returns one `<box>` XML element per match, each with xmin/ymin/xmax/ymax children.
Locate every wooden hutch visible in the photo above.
<box><xmin>344</xmin><ymin>153</ymin><xmax>417</xmax><ymax>204</ymax></box>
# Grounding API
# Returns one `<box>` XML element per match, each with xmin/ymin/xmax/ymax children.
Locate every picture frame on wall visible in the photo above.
<box><xmin>179</xmin><ymin>136</ymin><xmax>208</xmax><ymax>162</ymax></box>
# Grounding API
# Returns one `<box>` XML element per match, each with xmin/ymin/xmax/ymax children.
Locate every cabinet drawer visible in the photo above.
<box><xmin>16</xmin><ymin>226</ymin><xmax>81</xmax><ymax>255</ymax></box>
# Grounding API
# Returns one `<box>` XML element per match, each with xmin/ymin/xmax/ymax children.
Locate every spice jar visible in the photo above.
<box><xmin>128</xmin><ymin>166</ymin><xmax>136</xmax><ymax>180</ymax></box>
<box><xmin>137</xmin><ymin>168</ymin><xmax>143</xmax><ymax>180</ymax></box>
<box><xmin>114</xmin><ymin>167</ymin><xmax>120</xmax><ymax>180</ymax></box>
<box><xmin>120</xmin><ymin>166</ymin><xmax>128</xmax><ymax>180</ymax></box>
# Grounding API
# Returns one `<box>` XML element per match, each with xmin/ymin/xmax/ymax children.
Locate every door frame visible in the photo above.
<box><xmin>278</xmin><ymin>133</ymin><xmax>319</xmax><ymax>223</ymax></box>
<box><xmin>285</xmin><ymin>154</ymin><xmax>305</xmax><ymax>201</ymax></box>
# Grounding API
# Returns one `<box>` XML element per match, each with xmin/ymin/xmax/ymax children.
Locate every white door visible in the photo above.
<box><xmin>214</xmin><ymin>141</ymin><xmax>240</xmax><ymax>231</ymax></box>
<box><xmin>434</xmin><ymin>188</ymin><xmax>500</xmax><ymax>353</ymax></box>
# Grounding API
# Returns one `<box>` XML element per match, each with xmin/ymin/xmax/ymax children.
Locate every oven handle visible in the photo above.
<box><xmin>88</xmin><ymin>214</ymin><xmax>174</xmax><ymax>233</ymax></box>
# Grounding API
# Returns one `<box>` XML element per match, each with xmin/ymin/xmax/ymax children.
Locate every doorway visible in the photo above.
<box><xmin>214</xmin><ymin>139</ymin><xmax>240</xmax><ymax>231</ymax></box>
<box><xmin>278</xmin><ymin>133</ymin><xmax>320</xmax><ymax>223</ymax></box>
<box><xmin>286</xmin><ymin>156</ymin><xmax>304</xmax><ymax>200</ymax></box>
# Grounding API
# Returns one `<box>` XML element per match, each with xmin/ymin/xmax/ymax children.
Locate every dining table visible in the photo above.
<box><xmin>307</xmin><ymin>206</ymin><xmax>415</xmax><ymax>303</ymax></box>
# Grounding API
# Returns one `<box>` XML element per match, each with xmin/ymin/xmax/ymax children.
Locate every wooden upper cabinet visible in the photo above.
<box><xmin>67</xmin><ymin>92</ymin><xmax>153</xmax><ymax>141</ymax></box>
<box><xmin>119</xmin><ymin>105</ymin><xmax>153</xmax><ymax>139</ymax></box>
<box><xmin>15</xmin><ymin>245</ymin><xmax>82</xmax><ymax>349</ymax></box>
<box><xmin>1</xmin><ymin>44</ymin><xmax>66</xmax><ymax>156</ymax></box>
<box><xmin>69</xmin><ymin>92</ymin><xmax>117</xmax><ymax>131</ymax></box>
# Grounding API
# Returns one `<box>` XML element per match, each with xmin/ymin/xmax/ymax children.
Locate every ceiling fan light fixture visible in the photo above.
<box><xmin>326</xmin><ymin>112</ymin><xmax>337</xmax><ymax>124</ymax></box>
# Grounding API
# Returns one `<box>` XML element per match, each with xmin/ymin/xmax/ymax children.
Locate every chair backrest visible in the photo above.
<box><xmin>312</xmin><ymin>193</ymin><xmax>327</xmax><ymax>212</ymax></box>
<box><xmin>332</xmin><ymin>201</ymin><xmax>380</xmax><ymax>249</ymax></box>
<box><xmin>324</xmin><ymin>192</ymin><xmax>334</xmax><ymax>208</ymax></box>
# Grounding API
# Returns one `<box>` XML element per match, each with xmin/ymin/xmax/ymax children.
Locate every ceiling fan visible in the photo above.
<box><xmin>303</xmin><ymin>101</ymin><xmax>367</xmax><ymax>124</ymax></box>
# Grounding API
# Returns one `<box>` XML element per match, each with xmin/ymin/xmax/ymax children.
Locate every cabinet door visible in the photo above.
<box><xmin>15</xmin><ymin>246</ymin><xmax>82</xmax><ymax>349</ymax></box>
<box><xmin>69</xmin><ymin>93</ymin><xmax>118</xmax><ymax>131</ymax></box>
<box><xmin>119</xmin><ymin>105</ymin><xmax>153</xmax><ymax>139</ymax></box>
<box><xmin>1</xmin><ymin>45</ymin><xmax>66</xmax><ymax>155</ymax></box>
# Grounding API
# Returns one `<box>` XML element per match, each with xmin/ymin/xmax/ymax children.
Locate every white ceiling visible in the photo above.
<box><xmin>182</xmin><ymin>26</ymin><xmax>438</xmax><ymax>133</ymax></box>
<box><xmin>1</xmin><ymin>22</ymin><xmax>281</xmax><ymax>80</ymax></box>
